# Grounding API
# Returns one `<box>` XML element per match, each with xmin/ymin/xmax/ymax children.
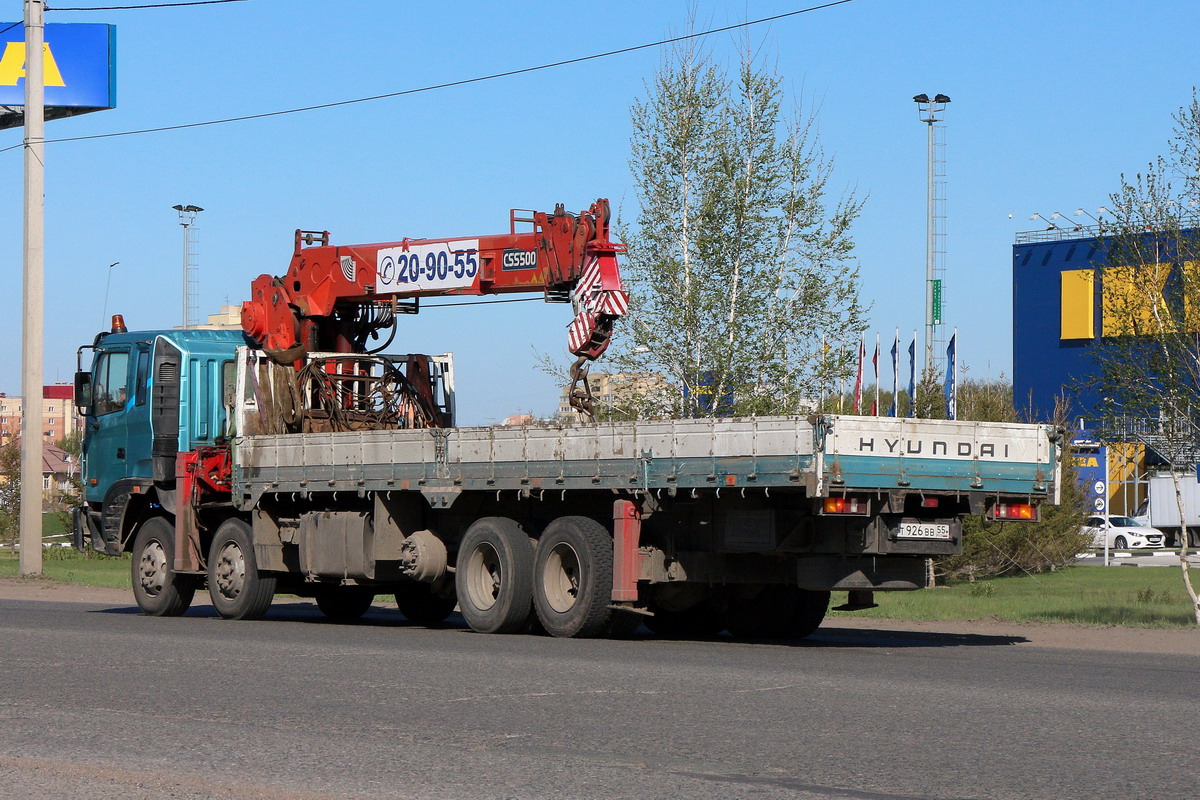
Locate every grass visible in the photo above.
<box><xmin>0</xmin><ymin>547</ymin><xmax>131</xmax><ymax>589</ymax></box>
<box><xmin>830</xmin><ymin>565</ymin><xmax>1198</xmax><ymax>628</ymax></box>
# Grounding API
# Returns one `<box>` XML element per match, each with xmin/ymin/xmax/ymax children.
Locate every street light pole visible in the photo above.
<box><xmin>173</xmin><ymin>204</ymin><xmax>203</xmax><ymax>328</ymax></box>
<box><xmin>20</xmin><ymin>0</ymin><xmax>46</xmax><ymax>576</ymax></box>
<box><xmin>100</xmin><ymin>261</ymin><xmax>119</xmax><ymax>329</ymax></box>
<box><xmin>913</xmin><ymin>93</ymin><xmax>950</xmax><ymax>376</ymax></box>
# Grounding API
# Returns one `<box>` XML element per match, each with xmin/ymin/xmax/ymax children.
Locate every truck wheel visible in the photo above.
<box><xmin>455</xmin><ymin>517</ymin><xmax>534</xmax><ymax>634</ymax></box>
<box><xmin>789</xmin><ymin>589</ymin><xmax>831</xmax><ymax>639</ymax></box>
<box><xmin>314</xmin><ymin>586</ymin><xmax>375</xmax><ymax>621</ymax></box>
<box><xmin>207</xmin><ymin>518</ymin><xmax>276</xmax><ymax>620</ymax></box>
<box><xmin>395</xmin><ymin>582</ymin><xmax>457</xmax><ymax>626</ymax></box>
<box><xmin>726</xmin><ymin>585</ymin><xmax>799</xmax><ymax>640</ymax></box>
<box><xmin>130</xmin><ymin>516</ymin><xmax>195</xmax><ymax>617</ymax></box>
<box><xmin>533</xmin><ymin>516</ymin><xmax>614</xmax><ymax>638</ymax></box>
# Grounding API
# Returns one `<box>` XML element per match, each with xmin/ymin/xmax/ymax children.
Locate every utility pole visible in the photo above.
<box><xmin>913</xmin><ymin>93</ymin><xmax>950</xmax><ymax>375</ymax></box>
<box><xmin>20</xmin><ymin>0</ymin><xmax>46</xmax><ymax>576</ymax></box>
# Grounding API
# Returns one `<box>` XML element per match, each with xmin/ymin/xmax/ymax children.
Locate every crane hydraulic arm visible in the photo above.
<box><xmin>241</xmin><ymin>199</ymin><xmax>628</xmax><ymax>373</ymax></box>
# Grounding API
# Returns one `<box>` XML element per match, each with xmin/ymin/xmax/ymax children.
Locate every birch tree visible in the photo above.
<box><xmin>610</xmin><ymin>40</ymin><xmax>866</xmax><ymax>418</ymax></box>
<box><xmin>1091</xmin><ymin>90</ymin><xmax>1200</xmax><ymax>625</ymax></box>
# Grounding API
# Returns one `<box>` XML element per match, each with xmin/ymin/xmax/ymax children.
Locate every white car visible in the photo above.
<box><xmin>1082</xmin><ymin>515</ymin><xmax>1165</xmax><ymax>550</ymax></box>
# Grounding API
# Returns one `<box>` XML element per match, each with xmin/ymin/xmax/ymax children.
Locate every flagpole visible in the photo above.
<box><xmin>890</xmin><ymin>328</ymin><xmax>899</xmax><ymax>417</ymax></box>
<box><xmin>853</xmin><ymin>334</ymin><xmax>864</xmax><ymax>414</ymax></box>
<box><xmin>874</xmin><ymin>333</ymin><xmax>880</xmax><ymax>416</ymax></box>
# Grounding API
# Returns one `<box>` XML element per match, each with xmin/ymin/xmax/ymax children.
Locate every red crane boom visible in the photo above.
<box><xmin>241</xmin><ymin>199</ymin><xmax>628</xmax><ymax>378</ymax></box>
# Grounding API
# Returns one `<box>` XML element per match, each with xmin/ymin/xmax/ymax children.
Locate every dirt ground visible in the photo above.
<box><xmin>4</xmin><ymin>576</ymin><xmax>1197</xmax><ymax>655</ymax></box>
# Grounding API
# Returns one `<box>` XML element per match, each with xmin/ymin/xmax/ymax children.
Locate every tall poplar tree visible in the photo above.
<box><xmin>610</xmin><ymin>40</ymin><xmax>866</xmax><ymax>418</ymax></box>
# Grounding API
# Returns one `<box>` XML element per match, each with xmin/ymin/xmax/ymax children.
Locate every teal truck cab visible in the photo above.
<box><xmin>73</xmin><ymin>322</ymin><xmax>248</xmax><ymax>557</ymax></box>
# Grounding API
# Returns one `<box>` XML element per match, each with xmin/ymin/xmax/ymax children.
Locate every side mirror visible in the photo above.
<box><xmin>74</xmin><ymin>370</ymin><xmax>93</xmax><ymax>416</ymax></box>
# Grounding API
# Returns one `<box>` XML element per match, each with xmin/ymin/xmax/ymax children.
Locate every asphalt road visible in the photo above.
<box><xmin>0</xmin><ymin>597</ymin><xmax>1194</xmax><ymax>800</ymax></box>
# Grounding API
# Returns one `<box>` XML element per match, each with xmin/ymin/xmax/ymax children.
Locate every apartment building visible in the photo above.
<box><xmin>0</xmin><ymin>385</ymin><xmax>82</xmax><ymax>446</ymax></box>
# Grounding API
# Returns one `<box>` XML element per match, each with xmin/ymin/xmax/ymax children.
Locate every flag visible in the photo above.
<box><xmin>889</xmin><ymin>329</ymin><xmax>899</xmax><ymax>417</ymax></box>
<box><xmin>945</xmin><ymin>329</ymin><xmax>958</xmax><ymax>420</ymax></box>
<box><xmin>853</xmin><ymin>335</ymin><xmax>864</xmax><ymax>414</ymax></box>
<box><xmin>871</xmin><ymin>334</ymin><xmax>880</xmax><ymax>416</ymax></box>
<box><xmin>907</xmin><ymin>331</ymin><xmax>917</xmax><ymax>417</ymax></box>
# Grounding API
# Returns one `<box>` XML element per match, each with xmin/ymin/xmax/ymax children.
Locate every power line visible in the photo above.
<box><xmin>48</xmin><ymin>1</ymin><xmax>248</xmax><ymax>10</ymax></box>
<box><xmin>0</xmin><ymin>1</ymin><xmax>854</xmax><ymax>154</ymax></box>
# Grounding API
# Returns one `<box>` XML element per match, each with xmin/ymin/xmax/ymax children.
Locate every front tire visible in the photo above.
<box><xmin>207</xmin><ymin>517</ymin><xmax>276</xmax><ymax>620</ymax></box>
<box><xmin>130</xmin><ymin>516</ymin><xmax>195</xmax><ymax>617</ymax></box>
<box><xmin>532</xmin><ymin>516</ymin><xmax>615</xmax><ymax>638</ymax></box>
<box><xmin>455</xmin><ymin>517</ymin><xmax>534</xmax><ymax>634</ymax></box>
<box><xmin>1114</xmin><ymin>535</ymin><xmax>1128</xmax><ymax>550</ymax></box>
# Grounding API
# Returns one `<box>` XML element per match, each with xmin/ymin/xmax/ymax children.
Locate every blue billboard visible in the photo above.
<box><xmin>0</xmin><ymin>23</ymin><xmax>115</xmax><ymax>122</ymax></box>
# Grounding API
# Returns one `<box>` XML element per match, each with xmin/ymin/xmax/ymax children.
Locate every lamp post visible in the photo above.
<box><xmin>172</xmin><ymin>204</ymin><xmax>203</xmax><ymax>328</ymax></box>
<box><xmin>1050</xmin><ymin>212</ymin><xmax>1083</xmax><ymax>233</ymax></box>
<box><xmin>913</xmin><ymin>93</ymin><xmax>950</xmax><ymax>374</ymax></box>
<box><xmin>1029</xmin><ymin>212</ymin><xmax>1061</xmax><ymax>230</ymax></box>
<box><xmin>100</xmin><ymin>261</ymin><xmax>119</xmax><ymax>329</ymax></box>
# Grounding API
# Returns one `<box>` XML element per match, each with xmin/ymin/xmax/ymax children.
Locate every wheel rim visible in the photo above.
<box><xmin>138</xmin><ymin>539</ymin><xmax>168</xmax><ymax>597</ymax></box>
<box><xmin>213</xmin><ymin>541</ymin><xmax>246</xmax><ymax>600</ymax></box>
<box><xmin>542</xmin><ymin>542</ymin><xmax>581</xmax><ymax>614</ymax></box>
<box><xmin>464</xmin><ymin>542</ymin><xmax>502</xmax><ymax>611</ymax></box>
<box><xmin>1115</xmin><ymin>536</ymin><xmax>1127</xmax><ymax>549</ymax></box>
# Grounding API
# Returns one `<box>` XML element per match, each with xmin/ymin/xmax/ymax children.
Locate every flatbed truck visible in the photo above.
<box><xmin>71</xmin><ymin>200</ymin><xmax>1061</xmax><ymax>639</ymax></box>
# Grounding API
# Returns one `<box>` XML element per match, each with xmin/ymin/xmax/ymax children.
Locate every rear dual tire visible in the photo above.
<box><xmin>315</xmin><ymin>586</ymin><xmax>375</xmax><ymax>621</ymax></box>
<box><xmin>455</xmin><ymin>517</ymin><xmax>535</xmax><ymax>634</ymax></box>
<box><xmin>455</xmin><ymin>515</ymin><xmax>620</xmax><ymax>639</ymax></box>
<box><xmin>725</xmin><ymin>585</ymin><xmax>831</xmax><ymax>640</ymax></box>
<box><xmin>532</xmin><ymin>516</ymin><xmax>615</xmax><ymax>639</ymax></box>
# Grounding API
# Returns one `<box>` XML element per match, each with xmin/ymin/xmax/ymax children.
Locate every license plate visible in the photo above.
<box><xmin>897</xmin><ymin>522</ymin><xmax>951</xmax><ymax>540</ymax></box>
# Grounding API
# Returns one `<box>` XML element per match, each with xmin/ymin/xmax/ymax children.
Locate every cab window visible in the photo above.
<box><xmin>93</xmin><ymin>350</ymin><xmax>131</xmax><ymax>416</ymax></box>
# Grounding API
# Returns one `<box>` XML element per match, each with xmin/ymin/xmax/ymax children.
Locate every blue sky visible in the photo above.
<box><xmin>1</xmin><ymin>0</ymin><xmax>1197</xmax><ymax>424</ymax></box>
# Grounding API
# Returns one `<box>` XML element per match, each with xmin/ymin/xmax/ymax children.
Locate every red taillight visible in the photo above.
<box><xmin>823</xmin><ymin>496</ymin><xmax>869</xmax><ymax>515</ymax></box>
<box><xmin>989</xmin><ymin>502</ymin><xmax>1038</xmax><ymax>521</ymax></box>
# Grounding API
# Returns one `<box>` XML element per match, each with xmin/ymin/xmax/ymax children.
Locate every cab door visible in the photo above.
<box><xmin>82</xmin><ymin>346</ymin><xmax>132</xmax><ymax>503</ymax></box>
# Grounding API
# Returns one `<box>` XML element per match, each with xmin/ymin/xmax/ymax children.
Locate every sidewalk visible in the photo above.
<box><xmin>1076</xmin><ymin>550</ymin><xmax>1200</xmax><ymax>567</ymax></box>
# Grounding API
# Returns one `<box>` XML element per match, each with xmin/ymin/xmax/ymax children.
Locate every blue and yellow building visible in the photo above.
<box><xmin>1012</xmin><ymin>225</ymin><xmax>1197</xmax><ymax>514</ymax></box>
